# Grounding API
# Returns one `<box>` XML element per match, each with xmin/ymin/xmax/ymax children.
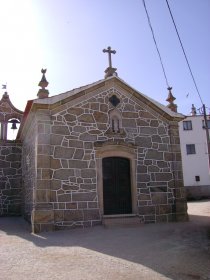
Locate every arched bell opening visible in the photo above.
<box><xmin>7</xmin><ymin>118</ymin><xmax>20</xmax><ymax>140</ymax></box>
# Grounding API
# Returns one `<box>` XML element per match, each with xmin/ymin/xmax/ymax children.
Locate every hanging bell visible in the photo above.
<box><xmin>9</xmin><ymin>119</ymin><xmax>20</xmax><ymax>130</ymax></box>
<box><xmin>11</xmin><ymin>122</ymin><xmax>17</xmax><ymax>130</ymax></box>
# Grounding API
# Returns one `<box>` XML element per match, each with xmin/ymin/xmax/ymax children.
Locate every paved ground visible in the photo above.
<box><xmin>0</xmin><ymin>201</ymin><xmax>210</xmax><ymax>280</ymax></box>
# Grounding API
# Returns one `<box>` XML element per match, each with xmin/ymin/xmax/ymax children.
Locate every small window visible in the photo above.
<box><xmin>195</xmin><ymin>176</ymin><xmax>200</xmax><ymax>182</ymax></box>
<box><xmin>202</xmin><ymin>120</ymin><xmax>210</xmax><ymax>129</ymax></box>
<box><xmin>183</xmin><ymin>121</ymin><xmax>192</xmax><ymax>130</ymax></box>
<box><xmin>186</xmin><ymin>144</ymin><xmax>196</xmax><ymax>155</ymax></box>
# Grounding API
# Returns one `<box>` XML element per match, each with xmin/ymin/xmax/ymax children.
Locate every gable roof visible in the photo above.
<box><xmin>33</xmin><ymin>76</ymin><xmax>184</xmax><ymax>118</ymax></box>
<box><xmin>17</xmin><ymin>76</ymin><xmax>184</xmax><ymax>140</ymax></box>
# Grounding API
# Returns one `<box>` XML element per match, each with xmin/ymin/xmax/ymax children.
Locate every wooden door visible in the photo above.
<box><xmin>102</xmin><ymin>157</ymin><xmax>132</xmax><ymax>215</ymax></box>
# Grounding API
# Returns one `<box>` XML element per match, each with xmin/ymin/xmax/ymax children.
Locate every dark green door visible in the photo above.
<box><xmin>102</xmin><ymin>157</ymin><xmax>132</xmax><ymax>215</ymax></box>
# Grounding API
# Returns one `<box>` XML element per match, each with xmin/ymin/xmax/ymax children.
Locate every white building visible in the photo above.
<box><xmin>179</xmin><ymin>105</ymin><xmax>210</xmax><ymax>199</ymax></box>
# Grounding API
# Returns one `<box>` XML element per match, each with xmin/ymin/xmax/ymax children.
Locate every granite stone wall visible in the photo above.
<box><xmin>30</xmin><ymin>85</ymin><xmax>187</xmax><ymax>232</ymax></box>
<box><xmin>0</xmin><ymin>141</ymin><xmax>22</xmax><ymax>216</ymax></box>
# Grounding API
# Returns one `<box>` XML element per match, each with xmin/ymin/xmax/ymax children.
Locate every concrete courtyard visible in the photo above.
<box><xmin>0</xmin><ymin>200</ymin><xmax>210</xmax><ymax>280</ymax></box>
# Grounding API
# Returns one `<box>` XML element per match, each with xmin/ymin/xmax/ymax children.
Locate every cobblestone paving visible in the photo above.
<box><xmin>0</xmin><ymin>201</ymin><xmax>210</xmax><ymax>280</ymax></box>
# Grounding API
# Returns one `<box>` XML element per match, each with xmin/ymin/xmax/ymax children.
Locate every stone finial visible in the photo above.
<box><xmin>166</xmin><ymin>87</ymin><xmax>177</xmax><ymax>112</ymax></box>
<box><xmin>37</xmin><ymin>69</ymin><xmax>49</xmax><ymax>99</ymax></box>
<box><xmin>191</xmin><ymin>104</ymin><xmax>197</xmax><ymax>116</ymax></box>
<box><xmin>103</xmin><ymin>46</ymin><xmax>118</xmax><ymax>79</ymax></box>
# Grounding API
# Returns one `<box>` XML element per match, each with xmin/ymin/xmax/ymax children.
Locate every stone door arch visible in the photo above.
<box><xmin>95</xmin><ymin>143</ymin><xmax>137</xmax><ymax>216</ymax></box>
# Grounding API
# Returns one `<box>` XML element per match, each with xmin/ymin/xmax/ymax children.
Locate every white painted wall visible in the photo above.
<box><xmin>179</xmin><ymin>115</ymin><xmax>210</xmax><ymax>187</ymax></box>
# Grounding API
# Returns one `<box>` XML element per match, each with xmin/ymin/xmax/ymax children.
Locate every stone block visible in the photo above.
<box><xmin>150</xmin><ymin>120</ymin><xmax>159</xmax><ymax>127</ymax></box>
<box><xmin>51</xmin><ymin>180</ymin><xmax>61</xmax><ymax>190</ymax></box>
<box><xmin>78</xmin><ymin>114</ymin><xmax>95</xmax><ymax>123</ymax></box>
<box><xmin>139</xmin><ymin>111</ymin><xmax>154</xmax><ymax>119</ymax></box>
<box><xmin>32</xmin><ymin>209</ymin><xmax>54</xmax><ymax>223</ymax></box>
<box><xmin>72</xmin><ymin>192</ymin><xmax>96</xmax><ymax>202</ymax></box>
<box><xmin>80</xmin><ymin>184</ymin><xmax>96</xmax><ymax>191</ymax></box>
<box><xmin>68</xmin><ymin>107</ymin><xmax>84</xmax><ymax>116</ymax></box>
<box><xmin>11</xmin><ymin>161</ymin><xmax>21</xmax><ymax>169</ymax></box>
<box><xmin>53</xmin><ymin>169</ymin><xmax>74</xmax><ymax>180</ymax></box>
<box><xmin>50</xmin><ymin>190</ymin><xmax>57</xmax><ymax>201</ymax></box>
<box><xmin>62</xmin><ymin>184</ymin><xmax>79</xmax><ymax>191</ymax></box>
<box><xmin>51</xmin><ymin>134</ymin><xmax>63</xmax><ymax>145</ymax></box>
<box><xmin>73</xmin><ymin>126</ymin><xmax>86</xmax><ymax>133</ymax></box>
<box><xmin>3</xmin><ymin>168</ymin><xmax>16</xmax><ymax>176</ymax></box>
<box><xmin>137</xmin><ymin>165</ymin><xmax>147</xmax><ymax>173</ymax></box>
<box><xmin>66</xmin><ymin>203</ymin><xmax>77</xmax><ymax>209</ymax></box>
<box><xmin>83</xmin><ymin>209</ymin><xmax>100</xmax><ymax>220</ymax></box>
<box><xmin>152</xmin><ymin>135</ymin><xmax>162</xmax><ymax>143</ymax></box>
<box><xmin>135</xmin><ymin>136</ymin><xmax>152</xmax><ymax>148</ymax></box>
<box><xmin>64</xmin><ymin>210</ymin><xmax>83</xmax><ymax>221</ymax></box>
<box><xmin>140</xmin><ymin>127</ymin><xmax>157</xmax><ymax>135</ymax></box>
<box><xmin>93</xmin><ymin>111</ymin><xmax>108</xmax><ymax>123</ymax></box>
<box><xmin>42</xmin><ymin>169</ymin><xmax>53</xmax><ymax>179</ymax></box>
<box><xmin>155</xmin><ymin>172</ymin><xmax>172</xmax><ymax>181</ymax></box>
<box><xmin>64</xmin><ymin>113</ymin><xmax>76</xmax><ymax>122</ymax></box>
<box><xmin>54</xmin><ymin>146</ymin><xmax>75</xmax><ymax>159</ymax></box>
<box><xmin>0</xmin><ymin>160</ymin><xmax>10</xmax><ymax>168</ymax></box>
<box><xmin>150</xmin><ymin>186</ymin><xmax>167</xmax><ymax>192</ymax></box>
<box><xmin>122</xmin><ymin>112</ymin><xmax>138</xmax><ymax>118</ymax></box>
<box><xmin>88</xmin><ymin>202</ymin><xmax>98</xmax><ymax>208</ymax></box>
<box><xmin>138</xmin><ymin>206</ymin><xmax>156</xmax><ymax>215</ymax></box>
<box><xmin>145</xmin><ymin>149</ymin><xmax>163</xmax><ymax>160</ymax></box>
<box><xmin>157</xmin><ymin>161</ymin><xmax>168</xmax><ymax>168</ymax></box>
<box><xmin>73</xmin><ymin>149</ymin><xmax>84</xmax><ymax>159</ymax></box>
<box><xmin>67</xmin><ymin>139</ymin><xmax>83</xmax><ymax>148</ymax></box>
<box><xmin>57</xmin><ymin>194</ymin><xmax>72</xmax><ymax>202</ymax></box>
<box><xmin>68</xmin><ymin>160</ymin><xmax>88</xmax><ymax>169</ymax></box>
<box><xmin>54</xmin><ymin>210</ymin><xmax>64</xmax><ymax>222</ymax></box>
<box><xmin>79</xmin><ymin>133</ymin><xmax>97</xmax><ymax>141</ymax></box>
<box><xmin>148</xmin><ymin>166</ymin><xmax>159</xmax><ymax>172</ymax></box>
<box><xmin>136</xmin><ymin>119</ymin><xmax>149</xmax><ymax>126</ymax></box>
<box><xmin>81</xmin><ymin>169</ymin><xmax>96</xmax><ymax>178</ymax></box>
<box><xmin>122</xmin><ymin>119</ymin><xmax>136</xmax><ymax>128</ymax></box>
<box><xmin>37</xmin><ymin>180</ymin><xmax>51</xmax><ymax>190</ymax></box>
<box><xmin>158</xmin><ymin>126</ymin><xmax>167</xmax><ymax>135</ymax></box>
<box><xmin>151</xmin><ymin>193</ymin><xmax>167</xmax><ymax>205</ymax></box>
<box><xmin>90</xmin><ymin>103</ymin><xmax>99</xmax><ymax>110</ymax></box>
<box><xmin>100</xmin><ymin>104</ymin><xmax>108</xmax><ymax>112</ymax></box>
<box><xmin>36</xmin><ymin>190</ymin><xmax>47</xmax><ymax>203</ymax></box>
<box><xmin>137</xmin><ymin>173</ymin><xmax>150</xmax><ymax>182</ymax></box>
<box><xmin>97</xmin><ymin>123</ymin><xmax>108</xmax><ymax>130</ymax></box>
<box><xmin>158</xmin><ymin>205</ymin><xmax>172</xmax><ymax>215</ymax></box>
<box><xmin>51</xmin><ymin>126</ymin><xmax>70</xmax><ymax>135</ymax></box>
<box><xmin>78</xmin><ymin>202</ymin><xmax>88</xmax><ymax>209</ymax></box>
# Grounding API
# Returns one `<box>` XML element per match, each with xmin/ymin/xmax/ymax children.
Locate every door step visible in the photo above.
<box><xmin>102</xmin><ymin>214</ymin><xmax>141</xmax><ymax>228</ymax></box>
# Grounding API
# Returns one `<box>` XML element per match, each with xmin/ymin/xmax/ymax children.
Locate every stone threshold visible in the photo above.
<box><xmin>102</xmin><ymin>214</ymin><xmax>141</xmax><ymax>227</ymax></box>
<box><xmin>103</xmin><ymin>213</ymin><xmax>137</xmax><ymax>218</ymax></box>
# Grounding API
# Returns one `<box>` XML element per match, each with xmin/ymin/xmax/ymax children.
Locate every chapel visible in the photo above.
<box><xmin>0</xmin><ymin>48</ymin><xmax>188</xmax><ymax>233</ymax></box>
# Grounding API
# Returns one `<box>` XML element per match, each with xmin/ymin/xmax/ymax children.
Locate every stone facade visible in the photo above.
<box><xmin>0</xmin><ymin>141</ymin><xmax>22</xmax><ymax>216</ymax></box>
<box><xmin>18</xmin><ymin>76</ymin><xmax>188</xmax><ymax>232</ymax></box>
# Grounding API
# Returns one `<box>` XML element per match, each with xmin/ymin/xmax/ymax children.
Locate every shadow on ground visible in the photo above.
<box><xmin>0</xmin><ymin>201</ymin><xmax>210</xmax><ymax>280</ymax></box>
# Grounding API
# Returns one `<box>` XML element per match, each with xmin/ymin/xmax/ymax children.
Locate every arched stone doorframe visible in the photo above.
<box><xmin>95</xmin><ymin>142</ymin><xmax>138</xmax><ymax>216</ymax></box>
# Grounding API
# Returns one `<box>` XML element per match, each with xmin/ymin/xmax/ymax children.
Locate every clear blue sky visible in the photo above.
<box><xmin>0</xmin><ymin>0</ymin><xmax>209</xmax><ymax>115</ymax></box>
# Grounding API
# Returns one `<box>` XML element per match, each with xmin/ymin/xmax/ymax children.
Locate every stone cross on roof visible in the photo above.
<box><xmin>103</xmin><ymin>46</ymin><xmax>116</xmax><ymax>68</ymax></box>
<box><xmin>102</xmin><ymin>46</ymin><xmax>118</xmax><ymax>79</ymax></box>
